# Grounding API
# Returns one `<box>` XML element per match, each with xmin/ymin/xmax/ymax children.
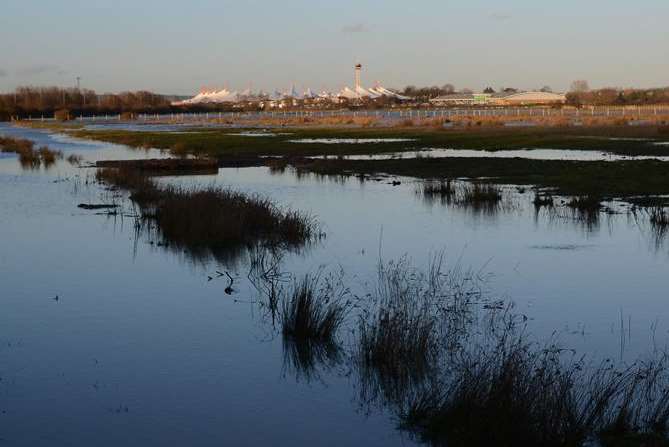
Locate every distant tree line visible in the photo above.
<box><xmin>401</xmin><ymin>84</ymin><xmax>456</xmax><ymax>101</ymax></box>
<box><xmin>566</xmin><ymin>85</ymin><xmax>669</xmax><ymax>107</ymax></box>
<box><xmin>0</xmin><ymin>86</ymin><xmax>174</xmax><ymax>120</ymax></box>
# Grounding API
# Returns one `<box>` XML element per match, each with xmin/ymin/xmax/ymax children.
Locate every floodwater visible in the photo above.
<box><xmin>2</xmin><ymin>123</ymin><xmax>669</xmax><ymax>446</ymax></box>
<box><xmin>312</xmin><ymin>147</ymin><xmax>669</xmax><ymax>161</ymax></box>
<box><xmin>288</xmin><ymin>138</ymin><xmax>417</xmax><ymax>144</ymax></box>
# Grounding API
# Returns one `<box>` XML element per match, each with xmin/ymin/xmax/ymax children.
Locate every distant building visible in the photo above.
<box><xmin>430</xmin><ymin>91</ymin><xmax>566</xmax><ymax>106</ymax></box>
<box><xmin>490</xmin><ymin>91</ymin><xmax>567</xmax><ymax>105</ymax></box>
<box><xmin>429</xmin><ymin>93</ymin><xmax>492</xmax><ymax>106</ymax></box>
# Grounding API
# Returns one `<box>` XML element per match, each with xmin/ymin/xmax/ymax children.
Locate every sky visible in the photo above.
<box><xmin>0</xmin><ymin>0</ymin><xmax>667</xmax><ymax>95</ymax></box>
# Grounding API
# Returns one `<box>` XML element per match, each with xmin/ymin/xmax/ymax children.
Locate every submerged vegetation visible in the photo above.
<box><xmin>0</xmin><ymin>135</ymin><xmax>62</xmax><ymax>169</ymax></box>
<box><xmin>95</xmin><ymin>167</ymin><xmax>318</xmax><ymax>263</ymax></box>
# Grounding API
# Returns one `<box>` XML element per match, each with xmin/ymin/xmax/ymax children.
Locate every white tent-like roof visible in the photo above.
<box><xmin>173</xmin><ymin>89</ymin><xmax>240</xmax><ymax>105</ymax></box>
<box><xmin>355</xmin><ymin>85</ymin><xmax>380</xmax><ymax>98</ymax></box>
<box><xmin>303</xmin><ymin>88</ymin><xmax>318</xmax><ymax>99</ymax></box>
<box><xmin>285</xmin><ymin>85</ymin><xmax>302</xmax><ymax>99</ymax></box>
<box><xmin>369</xmin><ymin>85</ymin><xmax>411</xmax><ymax>100</ymax></box>
<box><xmin>338</xmin><ymin>87</ymin><xmax>359</xmax><ymax>99</ymax></box>
<box><xmin>173</xmin><ymin>81</ymin><xmax>411</xmax><ymax>105</ymax></box>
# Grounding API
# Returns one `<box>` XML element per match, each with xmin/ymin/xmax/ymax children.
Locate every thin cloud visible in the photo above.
<box><xmin>490</xmin><ymin>13</ymin><xmax>512</xmax><ymax>21</ymax></box>
<box><xmin>16</xmin><ymin>64</ymin><xmax>62</xmax><ymax>77</ymax></box>
<box><xmin>342</xmin><ymin>23</ymin><xmax>370</xmax><ymax>33</ymax></box>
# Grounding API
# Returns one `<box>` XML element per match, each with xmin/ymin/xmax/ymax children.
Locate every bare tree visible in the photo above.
<box><xmin>540</xmin><ymin>86</ymin><xmax>553</xmax><ymax>93</ymax></box>
<box><xmin>570</xmin><ymin>80</ymin><xmax>590</xmax><ymax>93</ymax></box>
<box><xmin>441</xmin><ymin>84</ymin><xmax>455</xmax><ymax>94</ymax></box>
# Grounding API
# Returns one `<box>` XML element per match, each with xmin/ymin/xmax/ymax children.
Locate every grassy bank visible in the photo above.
<box><xmin>25</xmin><ymin>122</ymin><xmax>669</xmax><ymax>203</ymax></box>
<box><xmin>301</xmin><ymin>157</ymin><xmax>669</xmax><ymax>201</ymax></box>
<box><xmin>62</xmin><ymin>124</ymin><xmax>669</xmax><ymax>159</ymax></box>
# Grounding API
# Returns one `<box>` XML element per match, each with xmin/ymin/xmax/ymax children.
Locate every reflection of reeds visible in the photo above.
<box><xmin>568</xmin><ymin>194</ymin><xmax>603</xmax><ymax>212</ymax></box>
<box><xmin>565</xmin><ymin>195</ymin><xmax>603</xmax><ymax>231</ymax></box>
<box><xmin>66</xmin><ymin>154</ymin><xmax>84</xmax><ymax>166</ymax></box>
<box><xmin>631</xmin><ymin>205</ymin><xmax>669</xmax><ymax>253</ymax></box>
<box><xmin>533</xmin><ymin>193</ymin><xmax>554</xmax><ymax>209</ymax></box>
<box><xmin>649</xmin><ymin>206</ymin><xmax>669</xmax><ymax>231</ymax></box>
<box><xmin>282</xmin><ymin>334</ymin><xmax>342</xmax><ymax>383</ymax></box>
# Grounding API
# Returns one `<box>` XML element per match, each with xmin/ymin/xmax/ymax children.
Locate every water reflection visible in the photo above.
<box><xmin>4</xmin><ymin>122</ymin><xmax>669</xmax><ymax>446</ymax></box>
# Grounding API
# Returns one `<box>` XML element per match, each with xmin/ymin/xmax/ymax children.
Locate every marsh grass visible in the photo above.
<box><xmin>419</xmin><ymin>180</ymin><xmax>455</xmax><ymax>203</ymax></box>
<box><xmin>95</xmin><ymin>167</ymin><xmax>318</xmax><ymax>263</ymax></box>
<box><xmin>280</xmin><ymin>272</ymin><xmax>349</xmax><ymax>343</ymax></box>
<box><xmin>418</xmin><ymin>180</ymin><xmax>506</xmax><ymax>215</ymax></box>
<box><xmin>374</xmin><ymin>295</ymin><xmax>669</xmax><ymax>447</ymax></box>
<box><xmin>460</xmin><ymin>183</ymin><xmax>502</xmax><ymax>207</ymax></box>
<box><xmin>0</xmin><ymin>136</ymin><xmax>63</xmax><ymax>169</ymax></box>
<box><xmin>356</xmin><ymin>254</ymin><xmax>485</xmax><ymax>407</ymax></box>
<box><xmin>324</xmin><ymin>254</ymin><xmax>669</xmax><ymax>446</ymax></box>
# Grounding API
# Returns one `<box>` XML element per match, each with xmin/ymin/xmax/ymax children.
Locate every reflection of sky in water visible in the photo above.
<box><xmin>312</xmin><ymin>148</ymin><xmax>669</xmax><ymax>161</ymax></box>
<box><xmin>1</xmin><ymin>123</ymin><xmax>669</xmax><ymax>446</ymax></box>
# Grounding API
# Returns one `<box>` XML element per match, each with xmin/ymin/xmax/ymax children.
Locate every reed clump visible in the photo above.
<box><xmin>0</xmin><ymin>136</ymin><xmax>63</xmax><ymax>168</ymax></box>
<box><xmin>418</xmin><ymin>181</ymin><xmax>506</xmax><ymax>214</ymax></box>
<box><xmin>280</xmin><ymin>274</ymin><xmax>348</xmax><ymax>344</ymax></box>
<box><xmin>345</xmin><ymin>255</ymin><xmax>669</xmax><ymax>446</ymax></box>
<box><xmin>421</xmin><ymin>180</ymin><xmax>455</xmax><ymax>200</ymax></box>
<box><xmin>356</xmin><ymin>255</ymin><xmax>482</xmax><ymax>407</ymax></box>
<box><xmin>399</xmin><ymin>344</ymin><xmax>669</xmax><ymax>447</ymax></box>
<box><xmin>95</xmin><ymin>167</ymin><xmax>317</xmax><ymax>261</ymax></box>
<box><xmin>460</xmin><ymin>183</ymin><xmax>502</xmax><ymax>204</ymax></box>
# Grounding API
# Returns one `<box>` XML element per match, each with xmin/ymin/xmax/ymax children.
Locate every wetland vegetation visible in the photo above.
<box><xmin>60</xmin><ymin>124</ymin><xmax>669</xmax><ymax>158</ymax></box>
<box><xmin>0</xmin><ymin>135</ymin><xmax>63</xmax><ymax>169</ymax></box>
<box><xmin>95</xmin><ymin>167</ymin><xmax>318</xmax><ymax>263</ymax></box>
<box><xmin>249</xmin><ymin>254</ymin><xmax>669</xmax><ymax>447</ymax></box>
<box><xmin>33</xmin><ymin>122</ymin><xmax>669</xmax><ymax>209</ymax></box>
<box><xmin>5</xmin><ymin>120</ymin><xmax>669</xmax><ymax>446</ymax></box>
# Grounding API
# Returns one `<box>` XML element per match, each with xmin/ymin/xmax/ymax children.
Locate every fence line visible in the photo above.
<box><xmin>22</xmin><ymin>105</ymin><xmax>669</xmax><ymax>123</ymax></box>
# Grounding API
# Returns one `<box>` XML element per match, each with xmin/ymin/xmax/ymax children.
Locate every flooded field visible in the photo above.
<box><xmin>311</xmin><ymin>147</ymin><xmax>669</xmax><ymax>161</ymax></box>
<box><xmin>2</xmin><ymin>123</ymin><xmax>669</xmax><ymax>446</ymax></box>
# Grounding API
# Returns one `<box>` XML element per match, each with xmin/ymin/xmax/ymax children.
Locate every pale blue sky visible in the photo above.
<box><xmin>1</xmin><ymin>0</ymin><xmax>667</xmax><ymax>94</ymax></box>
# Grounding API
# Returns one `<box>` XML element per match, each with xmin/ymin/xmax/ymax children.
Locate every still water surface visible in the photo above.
<box><xmin>1</xmin><ymin>123</ymin><xmax>668</xmax><ymax>446</ymax></box>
